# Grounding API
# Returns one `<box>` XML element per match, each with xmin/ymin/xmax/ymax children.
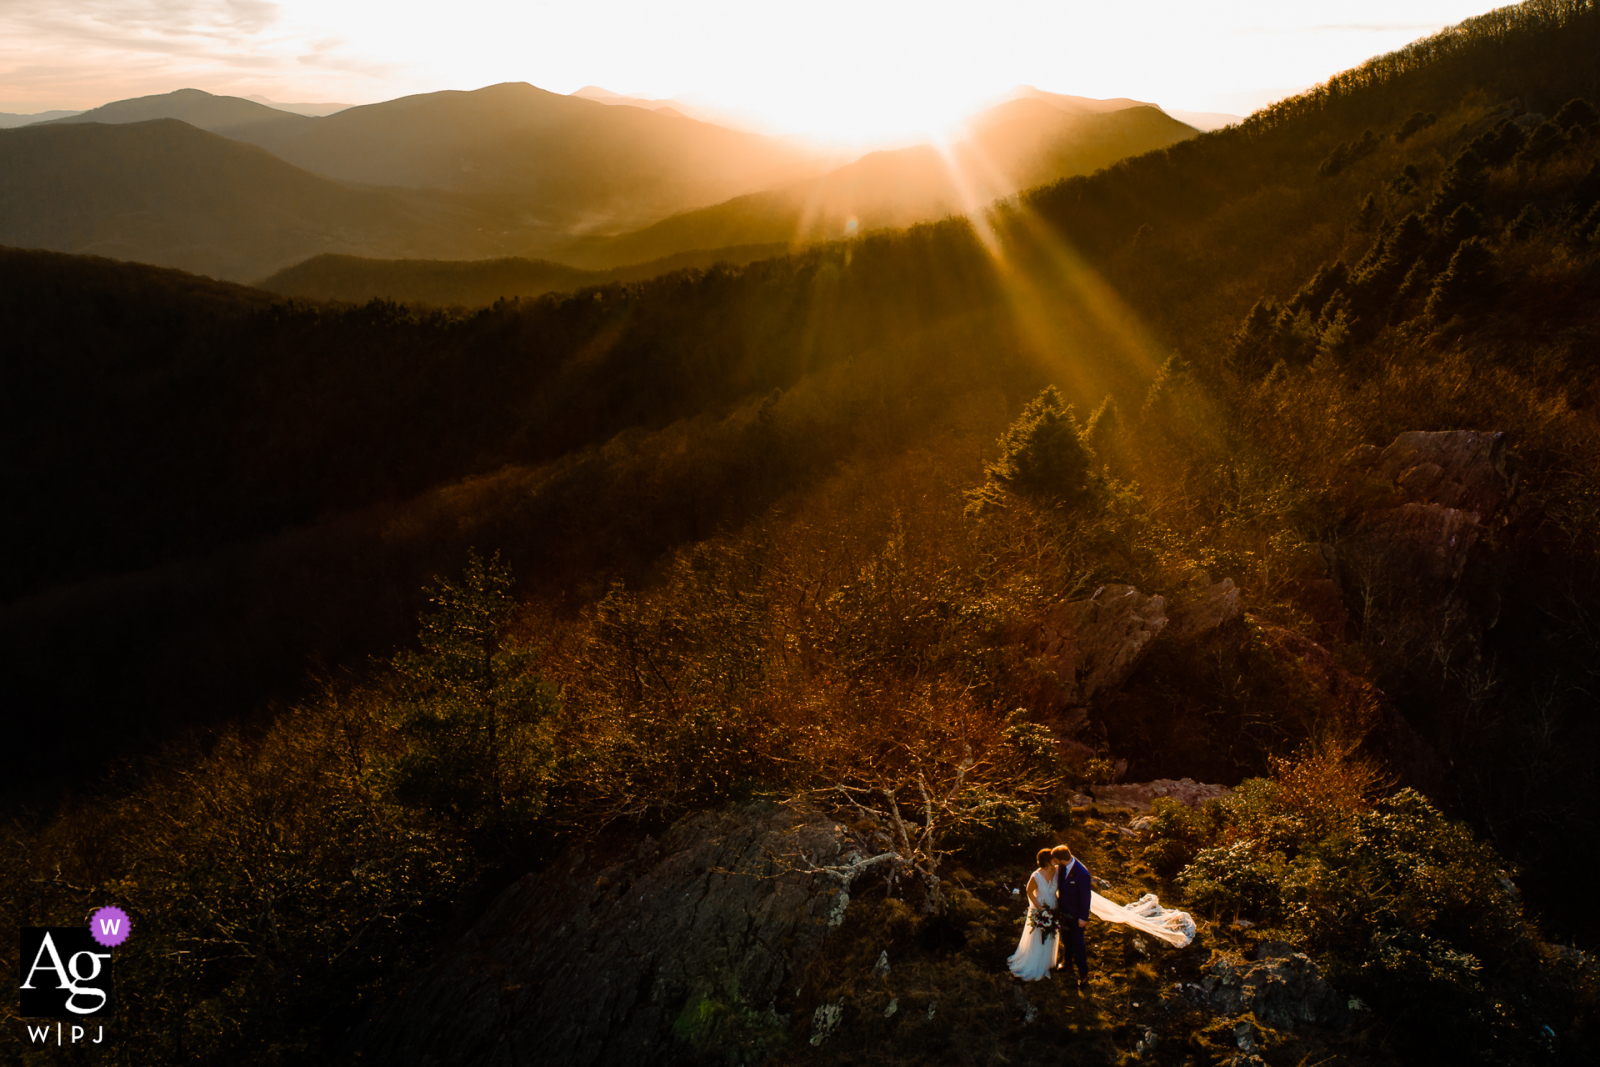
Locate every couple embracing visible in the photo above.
<box><xmin>1008</xmin><ymin>845</ymin><xmax>1090</xmax><ymax>986</ymax></box>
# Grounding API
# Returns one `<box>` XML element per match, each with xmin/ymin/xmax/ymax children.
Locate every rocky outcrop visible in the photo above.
<box><xmin>1163</xmin><ymin>571</ymin><xmax>1242</xmax><ymax>642</ymax></box>
<box><xmin>1343</xmin><ymin>430</ymin><xmax>1517</xmax><ymax>588</ymax></box>
<box><xmin>1183</xmin><ymin>941</ymin><xmax>1355</xmax><ymax>1032</ymax></box>
<box><xmin>351</xmin><ymin>805</ymin><xmax>850</xmax><ymax>1067</ymax></box>
<box><xmin>1030</xmin><ymin>584</ymin><xmax>1167</xmax><ymax>710</ymax></box>
<box><xmin>1367</xmin><ymin>430</ymin><xmax>1515</xmax><ymax>516</ymax></box>
<box><xmin>1095</xmin><ymin>778</ymin><xmax>1230</xmax><ymax>812</ymax></box>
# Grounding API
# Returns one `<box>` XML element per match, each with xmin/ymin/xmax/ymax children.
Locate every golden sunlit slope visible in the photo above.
<box><xmin>0</xmin><ymin>120</ymin><xmax>510</xmax><ymax>280</ymax></box>
<box><xmin>553</xmin><ymin>102</ymin><xmax>1197</xmax><ymax>269</ymax></box>
<box><xmin>1005</xmin><ymin>85</ymin><xmax>1160</xmax><ymax>113</ymax></box>
<box><xmin>230</xmin><ymin>82</ymin><xmax>828</xmax><ymax>235</ymax></box>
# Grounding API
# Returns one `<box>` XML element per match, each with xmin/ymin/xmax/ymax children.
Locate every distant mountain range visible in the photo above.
<box><xmin>551</xmin><ymin>97</ymin><xmax>1198</xmax><ymax>269</ymax></box>
<box><xmin>0</xmin><ymin>120</ymin><xmax>507</xmax><ymax>280</ymax></box>
<box><xmin>242</xmin><ymin>95</ymin><xmax>352</xmax><ymax>117</ymax></box>
<box><xmin>0</xmin><ymin>82</ymin><xmax>1203</xmax><ymax>286</ymax></box>
<box><xmin>0</xmin><ymin>109</ymin><xmax>81</xmax><ymax>128</ymax></box>
<box><xmin>225</xmin><ymin>84</ymin><xmax>826</xmax><ymax>231</ymax></box>
<box><xmin>43</xmin><ymin>88</ymin><xmax>308</xmax><ymax>131</ymax></box>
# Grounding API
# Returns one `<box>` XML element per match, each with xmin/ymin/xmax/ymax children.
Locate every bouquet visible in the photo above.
<box><xmin>1029</xmin><ymin>903</ymin><xmax>1061</xmax><ymax>943</ymax></box>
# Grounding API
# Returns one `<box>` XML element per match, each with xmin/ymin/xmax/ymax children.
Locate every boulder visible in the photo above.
<box><xmin>1030</xmin><ymin>584</ymin><xmax>1167</xmax><ymax>709</ymax></box>
<box><xmin>1356</xmin><ymin>501</ymin><xmax>1485</xmax><ymax>585</ymax></box>
<box><xmin>1164</xmin><ymin>570</ymin><xmax>1243</xmax><ymax>642</ymax></box>
<box><xmin>1189</xmin><ymin>942</ymin><xmax>1353</xmax><ymax>1032</ymax></box>
<box><xmin>1363</xmin><ymin>429</ymin><xmax>1515</xmax><ymax>517</ymax></box>
<box><xmin>350</xmin><ymin>805</ymin><xmax>849</xmax><ymax>1067</ymax></box>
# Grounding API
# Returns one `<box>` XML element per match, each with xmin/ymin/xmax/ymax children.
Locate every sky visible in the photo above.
<box><xmin>0</xmin><ymin>0</ymin><xmax>1505</xmax><ymax>144</ymax></box>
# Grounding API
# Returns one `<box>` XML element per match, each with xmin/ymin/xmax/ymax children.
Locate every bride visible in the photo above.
<box><xmin>1007</xmin><ymin>848</ymin><xmax>1061</xmax><ymax>980</ymax></box>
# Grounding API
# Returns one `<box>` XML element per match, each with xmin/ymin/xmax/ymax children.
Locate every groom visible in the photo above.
<box><xmin>1051</xmin><ymin>844</ymin><xmax>1090</xmax><ymax>985</ymax></box>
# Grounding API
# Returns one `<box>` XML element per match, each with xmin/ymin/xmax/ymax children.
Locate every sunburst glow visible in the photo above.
<box><xmin>2</xmin><ymin>0</ymin><xmax>1501</xmax><ymax>144</ymax></box>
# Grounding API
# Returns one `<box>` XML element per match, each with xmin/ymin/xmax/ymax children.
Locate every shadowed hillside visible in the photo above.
<box><xmin>0</xmin><ymin>120</ymin><xmax>515</xmax><ymax>279</ymax></box>
<box><xmin>257</xmin><ymin>244</ymin><xmax>790</xmax><ymax>305</ymax></box>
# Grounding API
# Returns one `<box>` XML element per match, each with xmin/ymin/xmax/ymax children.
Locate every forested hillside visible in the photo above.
<box><xmin>4</xmin><ymin>1</ymin><xmax>1600</xmax><ymax>1064</ymax></box>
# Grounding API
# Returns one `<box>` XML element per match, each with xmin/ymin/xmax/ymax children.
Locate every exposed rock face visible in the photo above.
<box><xmin>1187</xmin><ymin>942</ymin><xmax>1354</xmax><ymax>1032</ymax></box>
<box><xmin>1094</xmin><ymin>778</ymin><xmax>1230</xmax><ymax>812</ymax></box>
<box><xmin>1371</xmin><ymin>430</ymin><xmax>1515</xmax><ymax>516</ymax></box>
<box><xmin>1163</xmin><ymin>571</ymin><xmax>1242</xmax><ymax>642</ymax></box>
<box><xmin>351</xmin><ymin>806</ymin><xmax>847</xmax><ymax>1067</ymax></box>
<box><xmin>1345</xmin><ymin>430</ymin><xmax>1517</xmax><ymax>588</ymax></box>
<box><xmin>1031</xmin><ymin>584</ymin><xmax>1167</xmax><ymax>709</ymax></box>
<box><xmin>1351</xmin><ymin>501</ymin><xmax>1485</xmax><ymax>584</ymax></box>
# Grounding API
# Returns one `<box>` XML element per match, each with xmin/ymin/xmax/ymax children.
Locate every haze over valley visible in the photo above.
<box><xmin>1</xmin><ymin>81</ymin><xmax>1204</xmax><ymax>286</ymax></box>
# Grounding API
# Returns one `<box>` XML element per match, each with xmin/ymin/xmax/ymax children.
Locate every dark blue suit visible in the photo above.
<box><xmin>1056</xmin><ymin>858</ymin><xmax>1091</xmax><ymax>980</ymax></box>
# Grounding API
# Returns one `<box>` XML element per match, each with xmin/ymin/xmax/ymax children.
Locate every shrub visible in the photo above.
<box><xmin>1395</xmin><ymin>111</ymin><xmax>1437</xmax><ymax>143</ymax></box>
<box><xmin>1179</xmin><ymin>838</ymin><xmax>1288</xmax><ymax>918</ymax></box>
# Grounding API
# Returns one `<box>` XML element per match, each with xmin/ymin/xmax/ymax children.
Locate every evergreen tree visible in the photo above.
<box><xmin>390</xmin><ymin>550</ymin><xmax>558</xmax><ymax>829</ymax></box>
<box><xmin>1394</xmin><ymin>258</ymin><xmax>1435</xmax><ymax>313</ymax></box>
<box><xmin>1315</xmin><ymin>298</ymin><xmax>1358</xmax><ymax>364</ymax></box>
<box><xmin>1426</xmin><ymin>147</ymin><xmax>1488</xmax><ymax>219</ymax></box>
<box><xmin>1082</xmin><ymin>394</ymin><xmax>1124</xmax><ymax>467</ymax></box>
<box><xmin>1227</xmin><ymin>297</ymin><xmax>1280</xmax><ymax>377</ymax></box>
<box><xmin>1473</xmin><ymin>119</ymin><xmax>1527</xmax><ymax>165</ymax></box>
<box><xmin>1552</xmin><ymin>97</ymin><xmax>1598</xmax><ymax>140</ymax></box>
<box><xmin>1395</xmin><ymin>111</ymin><xmax>1436</xmax><ymax>143</ymax></box>
<box><xmin>1354</xmin><ymin>214</ymin><xmax>1429</xmax><ymax>314</ymax></box>
<box><xmin>1354</xmin><ymin>193</ymin><xmax>1381</xmax><ymax>232</ymax></box>
<box><xmin>968</xmin><ymin>386</ymin><xmax>1093</xmax><ymax>512</ymax></box>
<box><xmin>1285</xmin><ymin>260</ymin><xmax>1350</xmax><ymax>317</ymax></box>
<box><xmin>1390</xmin><ymin>164</ymin><xmax>1422</xmax><ymax>196</ymax></box>
<box><xmin>1423</xmin><ymin>237</ymin><xmax>1498</xmax><ymax>321</ymax></box>
<box><xmin>1514</xmin><ymin>120</ymin><xmax>1569</xmax><ymax>167</ymax></box>
<box><xmin>1508</xmin><ymin>203</ymin><xmax>1543</xmax><ymax>240</ymax></box>
<box><xmin>1433</xmin><ymin>203</ymin><xmax>1486</xmax><ymax>269</ymax></box>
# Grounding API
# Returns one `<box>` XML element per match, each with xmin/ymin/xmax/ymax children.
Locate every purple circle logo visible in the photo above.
<box><xmin>89</xmin><ymin>905</ymin><xmax>131</xmax><ymax>948</ymax></box>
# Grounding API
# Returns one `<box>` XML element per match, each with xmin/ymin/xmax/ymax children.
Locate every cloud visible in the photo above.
<box><xmin>0</xmin><ymin>0</ymin><xmax>403</xmax><ymax>109</ymax></box>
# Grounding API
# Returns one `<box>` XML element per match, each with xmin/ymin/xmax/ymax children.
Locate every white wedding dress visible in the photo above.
<box><xmin>1007</xmin><ymin>869</ymin><xmax>1060</xmax><ymax>980</ymax></box>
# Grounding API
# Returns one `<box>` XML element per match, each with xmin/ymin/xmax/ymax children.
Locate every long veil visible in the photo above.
<box><xmin>1089</xmin><ymin>891</ymin><xmax>1196</xmax><ymax>947</ymax></box>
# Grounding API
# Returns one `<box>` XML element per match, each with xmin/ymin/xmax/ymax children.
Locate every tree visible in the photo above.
<box><xmin>390</xmin><ymin>550</ymin><xmax>558</xmax><ymax>829</ymax></box>
<box><xmin>1354</xmin><ymin>193</ymin><xmax>1381</xmax><ymax>232</ymax></box>
<box><xmin>1227</xmin><ymin>297</ymin><xmax>1281</xmax><ymax>377</ymax></box>
<box><xmin>1514</xmin><ymin>120</ymin><xmax>1569</xmax><ymax>168</ymax></box>
<box><xmin>1426</xmin><ymin>147</ymin><xmax>1488</xmax><ymax>220</ymax></box>
<box><xmin>967</xmin><ymin>386</ymin><xmax>1093</xmax><ymax>513</ymax></box>
<box><xmin>1423</xmin><ymin>237</ymin><xmax>1498</xmax><ymax>321</ymax></box>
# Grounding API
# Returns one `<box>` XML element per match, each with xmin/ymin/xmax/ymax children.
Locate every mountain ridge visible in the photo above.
<box><xmin>0</xmin><ymin>119</ymin><xmax>511</xmax><ymax>280</ymax></box>
<box><xmin>43</xmin><ymin>87</ymin><xmax>311</xmax><ymax>132</ymax></box>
